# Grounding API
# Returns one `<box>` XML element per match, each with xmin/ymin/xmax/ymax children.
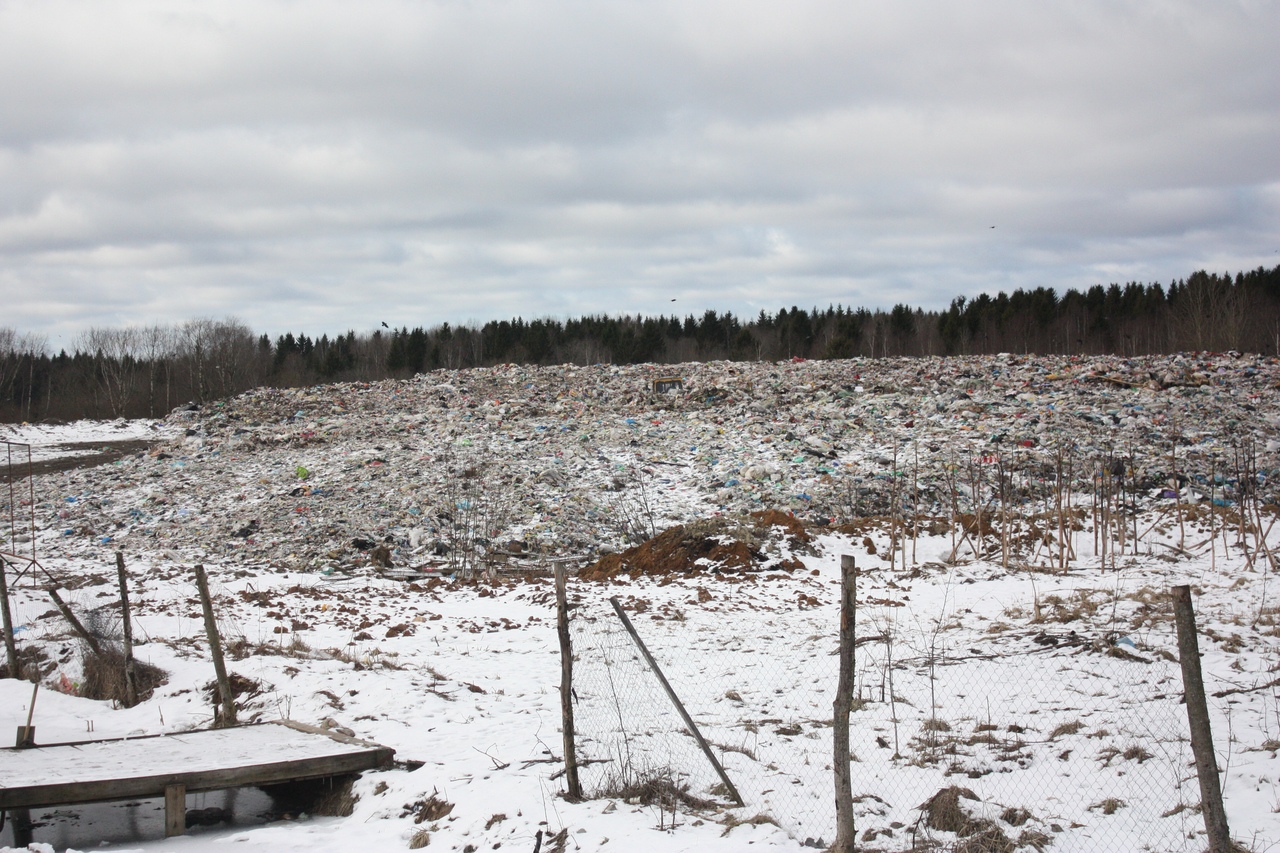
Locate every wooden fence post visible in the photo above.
<box><xmin>47</xmin><ymin>586</ymin><xmax>104</xmax><ymax>657</ymax></box>
<box><xmin>1173</xmin><ymin>584</ymin><xmax>1233</xmax><ymax>853</ymax></box>
<box><xmin>555</xmin><ymin>563</ymin><xmax>582</xmax><ymax>799</ymax></box>
<box><xmin>116</xmin><ymin>551</ymin><xmax>138</xmax><ymax>707</ymax></box>
<box><xmin>164</xmin><ymin>782</ymin><xmax>187</xmax><ymax>836</ymax></box>
<box><xmin>193</xmin><ymin>564</ymin><xmax>237</xmax><ymax>727</ymax></box>
<box><xmin>833</xmin><ymin>554</ymin><xmax>857</xmax><ymax>852</ymax></box>
<box><xmin>0</xmin><ymin>557</ymin><xmax>19</xmax><ymax>679</ymax></box>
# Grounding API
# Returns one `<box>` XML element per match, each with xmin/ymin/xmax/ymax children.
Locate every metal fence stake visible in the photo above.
<box><xmin>608</xmin><ymin>596</ymin><xmax>743</xmax><ymax>806</ymax></box>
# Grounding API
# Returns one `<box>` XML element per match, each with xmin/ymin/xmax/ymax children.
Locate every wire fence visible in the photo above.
<box><xmin>567</xmin><ymin>576</ymin><xmax>1203</xmax><ymax>852</ymax></box>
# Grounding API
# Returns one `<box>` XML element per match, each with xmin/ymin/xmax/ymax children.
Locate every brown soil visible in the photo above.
<box><xmin>580</xmin><ymin>509</ymin><xmax>810</xmax><ymax>580</ymax></box>
<box><xmin>580</xmin><ymin>524</ymin><xmax>759</xmax><ymax>580</ymax></box>
<box><xmin>749</xmin><ymin>509</ymin><xmax>811</xmax><ymax>545</ymax></box>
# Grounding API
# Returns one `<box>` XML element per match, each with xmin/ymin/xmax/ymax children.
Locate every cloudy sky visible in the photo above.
<box><xmin>1</xmin><ymin>0</ymin><xmax>1277</xmax><ymax>345</ymax></box>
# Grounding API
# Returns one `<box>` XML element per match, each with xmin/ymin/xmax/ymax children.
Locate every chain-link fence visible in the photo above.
<box><xmin>566</xmin><ymin>576</ymin><xmax>1206</xmax><ymax>852</ymax></box>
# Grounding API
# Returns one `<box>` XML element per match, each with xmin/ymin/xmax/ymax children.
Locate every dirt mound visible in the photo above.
<box><xmin>750</xmin><ymin>509</ymin><xmax>811</xmax><ymax>545</ymax></box>
<box><xmin>580</xmin><ymin>511</ymin><xmax>809</xmax><ymax>580</ymax></box>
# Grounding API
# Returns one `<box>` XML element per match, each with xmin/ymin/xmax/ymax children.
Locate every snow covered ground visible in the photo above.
<box><xmin>0</xmin><ymin>420</ymin><xmax>176</xmax><ymax>465</ymax></box>
<box><xmin>2</xmin><ymin>356</ymin><xmax>1278</xmax><ymax>853</ymax></box>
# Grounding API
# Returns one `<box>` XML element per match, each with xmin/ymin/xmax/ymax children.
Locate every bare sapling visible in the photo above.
<box><xmin>1173</xmin><ymin>439</ymin><xmax>1186</xmax><ymax>553</ymax></box>
<box><xmin>1064</xmin><ymin>450</ymin><xmax>1077</xmax><ymax>564</ymax></box>
<box><xmin>1209</xmin><ymin>458</ymin><xmax>1217</xmax><ymax>573</ymax></box>
<box><xmin>1115</xmin><ymin>453</ymin><xmax>1127</xmax><ymax>556</ymax></box>
<box><xmin>1129</xmin><ymin>445</ymin><xmax>1139</xmax><ymax>552</ymax></box>
<box><xmin>881</xmin><ymin>611</ymin><xmax>901</xmax><ymax>758</ymax></box>
<box><xmin>1091</xmin><ymin>463</ymin><xmax>1100</xmax><ymax>560</ymax></box>
<box><xmin>912</xmin><ymin>442</ymin><xmax>919</xmax><ymax>565</ymax></box>
<box><xmin>997</xmin><ymin>452</ymin><xmax>1009</xmax><ymax>569</ymax></box>
<box><xmin>1054</xmin><ymin>447</ymin><xmax>1068</xmax><ymax>572</ymax></box>
<box><xmin>969</xmin><ymin>456</ymin><xmax>985</xmax><ymax>560</ymax></box>
<box><xmin>116</xmin><ymin>551</ymin><xmax>138</xmax><ymax>707</ymax></box>
<box><xmin>1056</xmin><ymin>448</ymin><xmax>1076</xmax><ymax>570</ymax></box>
<box><xmin>889</xmin><ymin>443</ymin><xmax>901</xmax><ymax>570</ymax></box>
<box><xmin>1243</xmin><ymin>438</ymin><xmax>1279</xmax><ymax>573</ymax></box>
<box><xmin>943</xmin><ymin>462</ymin><xmax>958</xmax><ymax>559</ymax></box>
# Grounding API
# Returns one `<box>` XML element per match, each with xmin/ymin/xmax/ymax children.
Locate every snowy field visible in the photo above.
<box><xmin>0</xmin><ymin>420</ymin><xmax>177</xmax><ymax>465</ymax></box>
<box><xmin>1</xmin><ymin>355</ymin><xmax>1279</xmax><ymax>853</ymax></box>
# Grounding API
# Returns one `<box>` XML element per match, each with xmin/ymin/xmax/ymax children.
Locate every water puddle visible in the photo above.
<box><xmin>1</xmin><ymin>786</ymin><xmax>278</xmax><ymax>850</ymax></box>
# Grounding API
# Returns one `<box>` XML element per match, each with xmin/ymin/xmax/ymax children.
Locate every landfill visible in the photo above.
<box><xmin>1</xmin><ymin>352</ymin><xmax>1279</xmax><ymax>853</ymax></box>
<box><xmin>19</xmin><ymin>351</ymin><xmax>1280</xmax><ymax>576</ymax></box>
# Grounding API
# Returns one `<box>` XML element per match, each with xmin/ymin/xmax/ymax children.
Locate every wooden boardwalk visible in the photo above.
<box><xmin>0</xmin><ymin>720</ymin><xmax>394</xmax><ymax>837</ymax></box>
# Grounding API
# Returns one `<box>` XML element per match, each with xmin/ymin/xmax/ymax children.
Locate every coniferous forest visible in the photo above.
<box><xmin>2</xmin><ymin>265</ymin><xmax>1278</xmax><ymax>423</ymax></box>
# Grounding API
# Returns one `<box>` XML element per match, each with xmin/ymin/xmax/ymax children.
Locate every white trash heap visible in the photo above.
<box><xmin>30</xmin><ymin>351</ymin><xmax>1280</xmax><ymax>575</ymax></box>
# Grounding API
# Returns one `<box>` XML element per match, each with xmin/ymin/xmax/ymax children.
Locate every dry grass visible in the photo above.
<box><xmin>202</xmin><ymin>671</ymin><xmax>269</xmax><ymax>708</ymax></box>
<box><xmin>1126</xmin><ymin>586</ymin><xmax>1175</xmax><ymax>629</ymax></box>
<box><xmin>1049</xmin><ymin>720</ymin><xmax>1084</xmax><ymax>740</ymax></box>
<box><xmin>311</xmin><ymin>775</ymin><xmax>359</xmax><ymax>816</ymax></box>
<box><xmin>0</xmin><ymin>645</ymin><xmax>53</xmax><ymax>681</ymax></box>
<box><xmin>1036</xmin><ymin>590</ymin><xmax>1105</xmax><ymax>624</ymax></box>
<box><xmin>719</xmin><ymin>812</ymin><xmax>779</xmax><ymax>837</ymax></box>
<box><xmin>708</xmin><ymin>739</ymin><xmax>757</xmax><ymax>761</ymax></box>
<box><xmin>79</xmin><ymin>643</ymin><xmax>168</xmax><ymax>706</ymax></box>
<box><xmin>1088</xmin><ymin>797</ymin><xmax>1126</xmax><ymax>815</ymax></box>
<box><xmin>917</xmin><ymin>786</ymin><xmax>1022</xmax><ymax>852</ymax></box>
<box><xmin>608</xmin><ymin>774</ymin><xmax>719</xmax><ymax>811</ymax></box>
<box><xmin>402</xmin><ymin>792</ymin><xmax>455</xmax><ymax>824</ymax></box>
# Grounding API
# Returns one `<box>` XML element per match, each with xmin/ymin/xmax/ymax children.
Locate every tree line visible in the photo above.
<box><xmin>3</xmin><ymin>264</ymin><xmax>1278</xmax><ymax>423</ymax></box>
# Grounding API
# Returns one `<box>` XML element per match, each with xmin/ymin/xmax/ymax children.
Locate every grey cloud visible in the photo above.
<box><xmin>1</xmin><ymin>0</ymin><xmax>1277</xmax><ymax>340</ymax></box>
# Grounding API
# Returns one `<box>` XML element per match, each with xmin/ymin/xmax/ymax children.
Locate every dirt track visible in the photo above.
<box><xmin>1</xmin><ymin>440</ymin><xmax>155</xmax><ymax>482</ymax></box>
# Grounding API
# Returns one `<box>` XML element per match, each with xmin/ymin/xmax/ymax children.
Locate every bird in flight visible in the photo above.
<box><xmin>381</xmin><ymin>321</ymin><xmax>389</xmax><ymax>328</ymax></box>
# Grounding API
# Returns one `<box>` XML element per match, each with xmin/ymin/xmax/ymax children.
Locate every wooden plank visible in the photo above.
<box><xmin>0</xmin><ymin>719</ymin><xmax>388</xmax><ymax>761</ymax></box>
<box><xmin>164</xmin><ymin>783</ymin><xmax>186</xmax><ymax>837</ymax></box>
<box><xmin>0</xmin><ymin>722</ymin><xmax>394</xmax><ymax>810</ymax></box>
<box><xmin>0</xmin><ymin>749</ymin><xmax>391</xmax><ymax>809</ymax></box>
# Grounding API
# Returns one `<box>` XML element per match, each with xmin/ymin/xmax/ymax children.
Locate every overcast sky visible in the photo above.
<box><xmin>2</xmin><ymin>0</ymin><xmax>1277</xmax><ymax>345</ymax></box>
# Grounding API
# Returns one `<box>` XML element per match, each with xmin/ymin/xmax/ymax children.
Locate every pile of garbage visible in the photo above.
<box><xmin>21</xmin><ymin>352</ymin><xmax>1280</xmax><ymax>575</ymax></box>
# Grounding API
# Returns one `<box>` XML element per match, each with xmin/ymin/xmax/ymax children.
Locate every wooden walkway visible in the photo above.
<box><xmin>0</xmin><ymin>720</ymin><xmax>394</xmax><ymax>837</ymax></box>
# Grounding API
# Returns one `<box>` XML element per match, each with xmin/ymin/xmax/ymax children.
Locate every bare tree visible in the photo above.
<box><xmin>0</xmin><ymin>328</ymin><xmax>47</xmax><ymax>418</ymax></box>
<box><xmin>205</xmin><ymin>318</ymin><xmax>259</xmax><ymax>398</ymax></box>
<box><xmin>77</xmin><ymin>325</ymin><xmax>142</xmax><ymax>417</ymax></box>
<box><xmin>137</xmin><ymin>324</ymin><xmax>177</xmax><ymax>417</ymax></box>
<box><xmin>178</xmin><ymin>317</ymin><xmax>258</xmax><ymax>403</ymax></box>
<box><xmin>1175</xmin><ymin>271</ymin><xmax>1242</xmax><ymax>351</ymax></box>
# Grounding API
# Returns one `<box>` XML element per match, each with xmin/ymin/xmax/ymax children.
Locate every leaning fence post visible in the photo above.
<box><xmin>193</xmin><ymin>564</ymin><xmax>237</xmax><ymax>727</ymax></box>
<box><xmin>833</xmin><ymin>554</ymin><xmax>856</xmax><ymax>853</ymax></box>
<box><xmin>609</xmin><ymin>596</ymin><xmax>744</xmax><ymax>806</ymax></box>
<box><xmin>1173</xmin><ymin>584</ymin><xmax>1233</xmax><ymax>852</ymax></box>
<box><xmin>47</xmin><ymin>585</ymin><xmax>104</xmax><ymax>658</ymax></box>
<box><xmin>555</xmin><ymin>563</ymin><xmax>582</xmax><ymax>799</ymax></box>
